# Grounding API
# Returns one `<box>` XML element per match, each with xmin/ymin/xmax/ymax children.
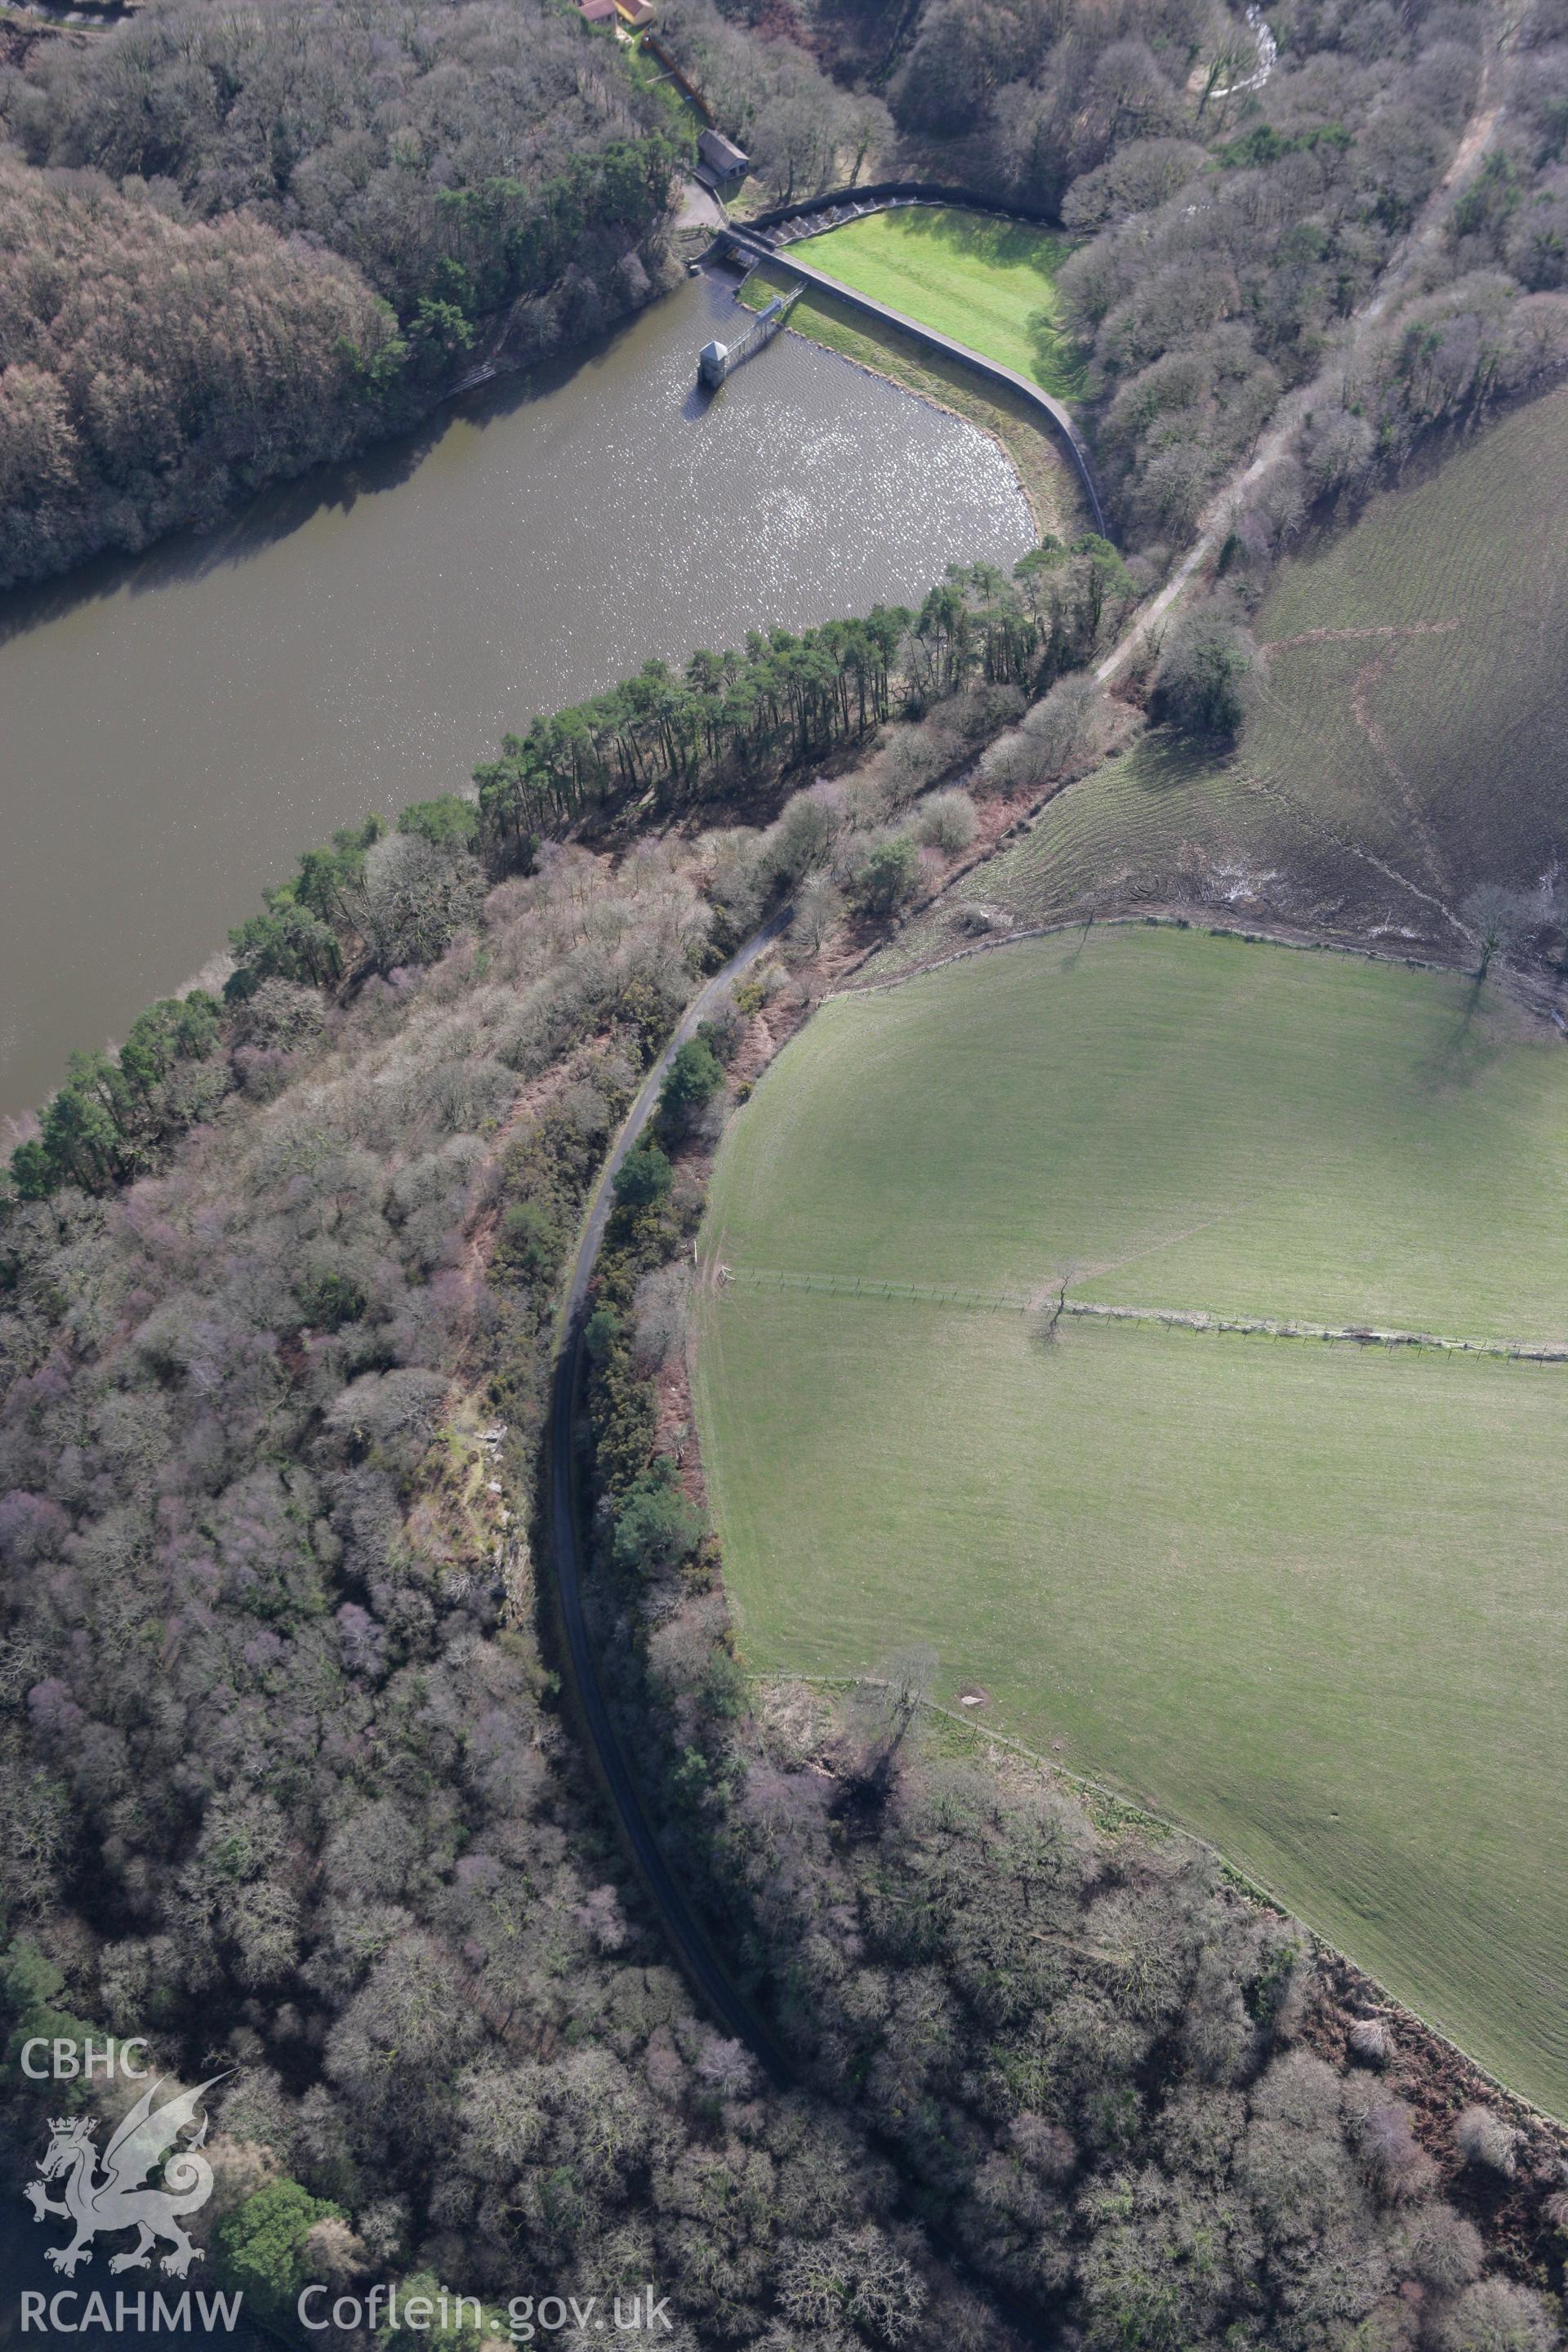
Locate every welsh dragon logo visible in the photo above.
<box><xmin>24</xmin><ymin>2074</ymin><xmax>227</xmax><ymax>2278</ymax></box>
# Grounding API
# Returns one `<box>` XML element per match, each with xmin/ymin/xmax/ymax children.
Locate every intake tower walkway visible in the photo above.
<box><xmin>697</xmin><ymin>283</ymin><xmax>802</xmax><ymax>385</ymax></box>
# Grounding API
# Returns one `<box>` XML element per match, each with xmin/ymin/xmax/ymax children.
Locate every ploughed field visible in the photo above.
<box><xmin>875</xmin><ymin>385</ymin><xmax>1568</xmax><ymax>972</ymax></box>
<box><xmin>693</xmin><ymin>925</ymin><xmax>1568</xmax><ymax>2114</ymax></box>
<box><xmin>786</xmin><ymin>206</ymin><xmax>1086</xmax><ymax>399</ymax></box>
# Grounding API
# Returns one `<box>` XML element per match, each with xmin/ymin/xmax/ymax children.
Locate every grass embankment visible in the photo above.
<box><xmin>798</xmin><ymin>207</ymin><xmax>1086</xmax><ymax>398</ymax></box>
<box><xmin>694</xmin><ymin>924</ymin><xmax>1568</xmax><ymax>2114</ymax></box>
<box><xmin>737</xmin><ymin>261</ymin><xmax>1089</xmax><ymax>540</ymax></box>
<box><xmin>1245</xmin><ymin>385</ymin><xmax>1568</xmax><ymax>895</ymax></box>
<box><xmin>889</xmin><ymin>386</ymin><xmax>1568</xmax><ymax>962</ymax></box>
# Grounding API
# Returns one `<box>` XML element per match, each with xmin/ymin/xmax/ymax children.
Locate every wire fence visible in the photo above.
<box><xmin>726</xmin><ymin>1265</ymin><xmax>1030</xmax><ymax>1314</ymax></box>
<box><xmin>720</xmin><ymin>1264</ymin><xmax>1568</xmax><ymax>1362</ymax></box>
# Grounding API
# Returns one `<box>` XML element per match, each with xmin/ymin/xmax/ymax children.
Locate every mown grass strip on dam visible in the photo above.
<box><xmin>794</xmin><ymin>206</ymin><xmax>1087</xmax><ymax>399</ymax></box>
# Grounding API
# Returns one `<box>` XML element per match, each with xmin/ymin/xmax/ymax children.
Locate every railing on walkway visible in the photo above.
<box><xmin>748</xmin><ymin>179</ymin><xmax>1063</xmax><ymax>233</ymax></box>
<box><xmin>697</xmin><ymin>283</ymin><xmax>803</xmax><ymax>385</ymax></box>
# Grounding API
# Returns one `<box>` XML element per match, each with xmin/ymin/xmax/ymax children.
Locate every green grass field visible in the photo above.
<box><xmin>1241</xmin><ymin>387</ymin><xmax>1568</xmax><ymax>914</ymax></box>
<box><xmin>880</xmin><ymin>386</ymin><xmax>1568</xmax><ymax>961</ymax></box>
<box><xmin>795</xmin><ymin>207</ymin><xmax>1086</xmax><ymax>399</ymax></box>
<box><xmin>694</xmin><ymin>926</ymin><xmax>1568</xmax><ymax>2113</ymax></box>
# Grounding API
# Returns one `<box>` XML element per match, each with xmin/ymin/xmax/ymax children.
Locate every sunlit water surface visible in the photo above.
<box><xmin>0</xmin><ymin>274</ymin><xmax>1032</xmax><ymax>1117</ymax></box>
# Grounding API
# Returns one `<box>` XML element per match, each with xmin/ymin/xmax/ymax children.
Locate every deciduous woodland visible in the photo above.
<box><xmin>6</xmin><ymin>0</ymin><xmax>1568</xmax><ymax>593</ymax></box>
<box><xmin>0</xmin><ymin>0</ymin><xmax>682</xmax><ymax>588</ymax></box>
<box><xmin>3</xmin><ymin>550</ymin><xmax>1132</xmax><ymax>1205</ymax></box>
<box><xmin>653</xmin><ymin>0</ymin><xmax>1568</xmax><ymax>564</ymax></box>
<box><xmin>1</xmin><ymin>786</ymin><xmax>1560</xmax><ymax>2350</ymax></box>
<box><xmin>3</xmin><ymin>550</ymin><xmax>1566</xmax><ymax>2345</ymax></box>
<box><xmin>6</xmin><ymin>0</ymin><xmax>1568</xmax><ymax>2341</ymax></box>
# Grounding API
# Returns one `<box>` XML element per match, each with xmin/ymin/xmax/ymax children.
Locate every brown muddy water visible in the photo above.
<box><xmin>0</xmin><ymin>273</ymin><xmax>1033</xmax><ymax>1122</ymax></box>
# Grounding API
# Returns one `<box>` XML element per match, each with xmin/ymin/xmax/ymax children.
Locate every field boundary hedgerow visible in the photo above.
<box><xmin>541</xmin><ymin>913</ymin><xmax>1085</xmax><ymax>2345</ymax></box>
<box><xmin>716</xmin><ymin>1263</ymin><xmax>1568</xmax><ymax>1363</ymax></box>
<box><xmin>839</xmin><ymin>905</ymin><xmax>1475</xmax><ymax>1002</ymax></box>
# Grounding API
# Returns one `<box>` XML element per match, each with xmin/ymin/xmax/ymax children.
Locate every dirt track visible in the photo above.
<box><xmin>1096</xmin><ymin>5</ymin><xmax>1519</xmax><ymax>689</ymax></box>
<box><xmin>545</xmin><ymin>906</ymin><xmax>795</xmax><ymax>2074</ymax></box>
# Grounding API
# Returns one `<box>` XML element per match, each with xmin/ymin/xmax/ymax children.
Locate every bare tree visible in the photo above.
<box><xmin>834</xmin><ymin>1646</ymin><xmax>936</xmax><ymax>1826</ymax></box>
<box><xmin>1460</xmin><ymin>884</ymin><xmax>1537</xmax><ymax>979</ymax></box>
<box><xmin>791</xmin><ymin>875</ymin><xmax>845</xmax><ymax>956</ymax></box>
<box><xmin>915</xmin><ymin>790</ymin><xmax>978</xmax><ymax>854</ymax></box>
<box><xmin>1031</xmin><ymin>1266</ymin><xmax>1076</xmax><ymax>1348</ymax></box>
<box><xmin>1455</xmin><ymin>2103</ymin><xmax>1519</xmax><ymax>2175</ymax></box>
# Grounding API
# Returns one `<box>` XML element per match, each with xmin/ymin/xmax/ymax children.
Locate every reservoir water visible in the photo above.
<box><xmin>0</xmin><ymin>272</ymin><xmax>1032</xmax><ymax>1121</ymax></box>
